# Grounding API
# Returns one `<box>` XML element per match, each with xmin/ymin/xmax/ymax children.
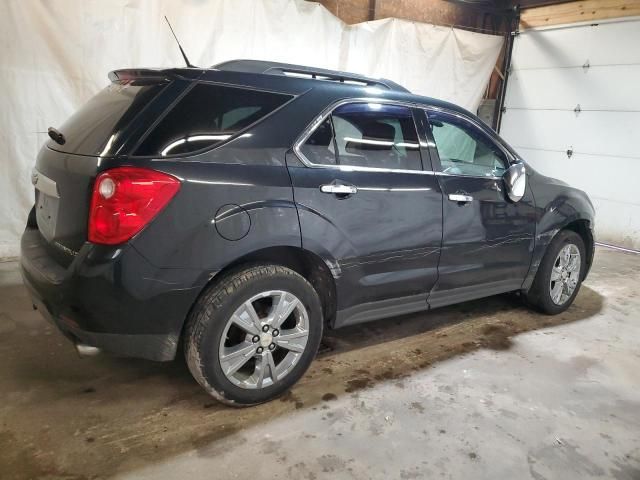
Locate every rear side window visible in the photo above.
<box><xmin>135</xmin><ymin>83</ymin><xmax>292</xmax><ymax>157</ymax></box>
<box><xmin>299</xmin><ymin>117</ymin><xmax>337</xmax><ymax>165</ymax></box>
<box><xmin>299</xmin><ymin>103</ymin><xmax>422</xmax><ymax>171</ymax></box>
<box><xmin>48</xmin><ymin>81</ymin><xmax>166</xmax><ymax>156</ymax></box>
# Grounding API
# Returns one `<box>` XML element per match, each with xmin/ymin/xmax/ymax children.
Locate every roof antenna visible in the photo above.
<box><xmin>164</xmin><ymin>16</ymin><xmax>195</xmax><ymax>68</ymax></box>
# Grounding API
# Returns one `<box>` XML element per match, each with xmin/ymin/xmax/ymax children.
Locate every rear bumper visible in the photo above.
<box><xmin>20</xmin><ymin>227</ymin><xmax>204</xmax><ymax>361</ymax></box>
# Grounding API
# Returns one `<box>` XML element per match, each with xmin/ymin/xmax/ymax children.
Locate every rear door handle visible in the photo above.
<box><xmin>448</xmin><ymin>193</ymin><xmax>473</xmax><ymax>202</ymax></box>
<box><xmin>320</xmin><ymin>184</ymin><xmax>358</xmax><ymax>195</ymax></box>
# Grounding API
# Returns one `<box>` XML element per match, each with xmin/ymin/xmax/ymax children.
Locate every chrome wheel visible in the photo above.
<box><xmin>549</xmin><ymin>243</ymin><xmax>581</xmax><ymax>305</ymax></box>
<box><xmin>218</xmin><ymin>290</ymin><xmax>310</xmax><ymax>389</ymax></box>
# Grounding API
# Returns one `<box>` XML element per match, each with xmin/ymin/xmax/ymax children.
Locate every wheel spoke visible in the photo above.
<box><xmin>270</xmin><ymin>292</ymin><xmax>300</xmax><ymax>328</ymax></box>
<box><xmin>274</xmin><ymin>329</ymin><xmax>308</xmax><ymax>353</ymax></box>
<box><xmin>231</xmin><ymin>301</ymin><xmax>262</xmax><ymax>335</ymax></box>
<box><xmin>550</xmin><ymin>267</ymin><xmax>562</xmax><ymax>281</ymax></box>
<box><xmin>255</xmin><ymin>354</ymin><xmax>266</xmax><ymax>388</ymax></box>
<box><xmin>255</xmin><ymin>352</ymin><xmax>278</xmax><ymax>388</ymax></box>
<box><xmin>220</xmin><ymin>342</ymin><xmax>256</xmax><ymax>376</ymax></box>
<box><xmin>550</xmin><ymin>282</ymin><xmax>563</xmax><ymax>304</ymax></box>
<box><xmin>266</xmin><ymin>351</ymin><xmax>277</xmax><ymax>382</ymax></box>
<box><xmin>567</xmin><ymin>255</ymin><xmax>580</xmax><ymax>272</ymax></box>
<box><xmin>559</xmin><ymin>249</ymin><xmax>569</xmax><ymax>267</ymax></box>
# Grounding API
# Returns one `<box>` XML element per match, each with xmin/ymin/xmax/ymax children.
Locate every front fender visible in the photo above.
<box><xmin>522</xmin><ymin>171</ymin><xmax>595</xmax><ymax>291</ymax></box>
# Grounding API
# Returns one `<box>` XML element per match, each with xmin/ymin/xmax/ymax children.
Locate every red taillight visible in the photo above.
<box><xmin>88</xmin><ymin>167</ymin><xmax>180</xmax><ymax>245</ymax></box>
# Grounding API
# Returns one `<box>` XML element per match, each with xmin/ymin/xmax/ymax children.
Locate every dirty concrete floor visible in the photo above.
<box><xmin>0</xmin><ymin>247</ymin><xmax>639</xmax><ymax>480</ymax></box>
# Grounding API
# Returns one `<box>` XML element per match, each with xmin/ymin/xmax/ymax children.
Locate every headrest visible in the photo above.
<box><xmin>363</xmin><ymin>121</ymin><xmax>395</xmax><ymax>142</ymax></box>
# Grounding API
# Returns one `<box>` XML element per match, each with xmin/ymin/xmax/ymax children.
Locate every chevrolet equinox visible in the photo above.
<box><xmin>21</xmin><ymin>60</ymin><xmax>595</xmax><ymax>406</ymax></box>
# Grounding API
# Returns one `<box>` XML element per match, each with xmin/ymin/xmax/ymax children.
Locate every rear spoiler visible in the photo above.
<box><xmin>108</xmin><ymin>68</ymin><xmax>204</xmax><ymax>83</ymax></box>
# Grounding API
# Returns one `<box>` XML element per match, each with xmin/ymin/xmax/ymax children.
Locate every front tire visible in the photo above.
<box><xmin>184</xmin><ymin>264</ymin><xmax>323</xmax><ymax>407</ymax></box>
<box><xmin>525</xmin><ymin>230</ymin><xmax>586</xmax><ymax>315</ymax></box>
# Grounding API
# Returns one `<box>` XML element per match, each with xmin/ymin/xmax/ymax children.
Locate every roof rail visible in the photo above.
<box><xmin>213</xmin><ymin>59</ymin><xmax>410</xmax><ymax>93</ymax></box>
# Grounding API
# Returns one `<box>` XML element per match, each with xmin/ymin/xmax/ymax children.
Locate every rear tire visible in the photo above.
<box><xmin>184</xmin><ymin>264</ymin><xmax>323</xmax><ymax>407</ymax></box>
<box><xmin>524</xmin><ymin>230</ymin><xmax>586</xmax><ymax>315</ymax></box>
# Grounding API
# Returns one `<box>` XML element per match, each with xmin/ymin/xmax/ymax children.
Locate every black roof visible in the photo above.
<box><xmin>213</xmin><ymin>59</ymin><xmax>411</xmax><ymax>93</ymax></box>
<box><xmin>110</xmin><ymin>60</ymin><xmax>476</xmax><ymax>121</ymax></box>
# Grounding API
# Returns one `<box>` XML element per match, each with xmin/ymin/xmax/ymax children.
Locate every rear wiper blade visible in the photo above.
<box><xmin>48</xmin><ymin>127</ymin><xmax>66</xmax><ymax>145</ymax></box>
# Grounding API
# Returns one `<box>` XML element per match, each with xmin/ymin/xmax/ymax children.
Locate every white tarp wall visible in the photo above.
<box><xmin>0</xmin><ymin>0</ymin><xmax>502</xmax><ymax>258</ymax></box>
<box><xmin>500</xmin><ymin>18</ymin><xmax>640</xmax><ymax>250</ymax></box>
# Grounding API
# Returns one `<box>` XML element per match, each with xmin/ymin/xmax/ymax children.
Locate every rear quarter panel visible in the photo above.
<box><xmin>122</xmin><ymin>158</ymin><xmax>302</xmax><ymax>282</ymax></box>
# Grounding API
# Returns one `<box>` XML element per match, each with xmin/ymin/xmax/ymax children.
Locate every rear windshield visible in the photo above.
<box><xmin>133</xmin><ymin>83</ymin><xmax>293</xmax><ymax>157</ymax></box>
<box><xmin>49</xmin><ymin>81</ymin><xmax>166</xmax><ymax>156</ymax></box>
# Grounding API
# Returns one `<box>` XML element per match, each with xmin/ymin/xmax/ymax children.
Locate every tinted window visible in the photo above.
<box><xmin>49</xmin><ymin>81</ymin><xmax>166</xmax><ymax>156</ymax></box>
<box><xmin>299</xmin><ymin>117</ymin><xmax>337</xmax><ymax>165</ymax></box>
<box><xmin>332</xmin><ymin>103</ymin><xmax>421</xmax><ymax>170</ymax></box>
<box><xmin>299</xmin><ymin>103</ymin><xmax>422</xmax><ymax>170</ymax></box>
<box><xmin>428</xmin><ymin>111</ymin><xmax>507</xmax><ymax>177</ymax></box>
<box><xmin>135</xmin><ymin>83</ymin><xmax>292</xmax><ymax>156</ymax></box>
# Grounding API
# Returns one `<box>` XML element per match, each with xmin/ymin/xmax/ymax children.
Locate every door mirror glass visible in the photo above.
<box><xmin>504</xmin><ymin>163</ymin><xmax>526</xmax><ymax>202</ymax></box>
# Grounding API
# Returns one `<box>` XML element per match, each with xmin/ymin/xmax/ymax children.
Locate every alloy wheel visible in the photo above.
<box><xmin>218</xmin><ymin>290</ymin><xmax>310</xmax><ymax>389</ymax></box>
<box><xmin>549</xmin><ymin>243</ymin><xmax>581</xmax><ymax>305</ymax></box>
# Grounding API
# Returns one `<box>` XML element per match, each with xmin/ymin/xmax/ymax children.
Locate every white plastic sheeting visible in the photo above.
<box><xmin>0</xmin><ymin>0</ymin><xmax>502</xmax><ymax>258</ymax></box>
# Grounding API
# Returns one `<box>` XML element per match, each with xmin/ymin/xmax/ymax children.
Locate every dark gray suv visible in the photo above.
<box><xmin>21</xmin><ymin>60</ymin><xmax>595</xmax><ymax>405</ymax></box>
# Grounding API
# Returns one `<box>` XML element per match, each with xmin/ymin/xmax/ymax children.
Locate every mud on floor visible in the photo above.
<box><xmin>0</xmin><ymin>262</ymin><xmax>605</xmax><ymax>479</ymax></box>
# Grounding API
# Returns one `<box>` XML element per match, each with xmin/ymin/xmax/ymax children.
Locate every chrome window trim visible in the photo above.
<box><xmin>434</xmin><ymin>171</ymin><xmax>502</xmax><ymax>181</ymax></box>
<box><xmin>292</xmin><ymin>97</ymin><xmax>436</xmax><ymax>175</ymax></box>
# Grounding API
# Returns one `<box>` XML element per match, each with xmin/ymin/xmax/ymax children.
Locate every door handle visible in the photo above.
<box><xmin>448</xmin><ymin>193</ymin><xmax>473</xmax><ymax>202</ymax></box>
<box><xmin>320</xmin><ymin>184</ymin><xmax>358</xmax><ymax>195</ymax></box>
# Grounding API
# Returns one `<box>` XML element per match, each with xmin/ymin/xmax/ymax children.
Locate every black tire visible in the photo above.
<box><xmin>524</xmin><ymin>230</ymin><xmax>586</xmax><ymax>315</ymax></box>
<box><xmin>184</xmin><ymin>264</ymin><xmax>323</xmax><ymax>407</ymax></box>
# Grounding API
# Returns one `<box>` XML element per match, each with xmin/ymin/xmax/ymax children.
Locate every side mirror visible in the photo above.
<box><xmin>503</xmin><ymin>163</ymin><xmax>526</xmax><ymax>202</ymax></box>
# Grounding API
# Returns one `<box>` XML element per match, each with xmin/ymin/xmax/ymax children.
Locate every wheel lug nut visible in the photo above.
<box><xmin>272</xmin><ymin>329</ymin><xmax>279</xmax><ymax>337</ymax></box>
<box><xmin>256</xmin><ymin>347</ymin><xmax>264</xmax><ymax>354</ymax></box>
<box><xmin>262</xmin><ymin>324</ymin><xmax>270</xmax><ymax>332</ymax></box>
<box><xmin>269</xmin><ymin>343</ymin><xmax>276</xmax><ymax>351</ymax></box>
<box><xmin>252</xmin><ymin>335</ymin><xmax>260</xmax><ymax>343</ymax></box>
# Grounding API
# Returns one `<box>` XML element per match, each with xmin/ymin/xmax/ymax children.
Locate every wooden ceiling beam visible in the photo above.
<box><xmin>520</xmin><ymin>0</ymin><xmax>640</xmax><ymax>30</ymax></box>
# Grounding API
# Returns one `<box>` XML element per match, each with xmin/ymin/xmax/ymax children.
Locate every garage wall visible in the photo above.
<box><xmin>0</xmin><ymin>0</ymin><xmax>502</xmax><ymax>259</ymax></box>
<box><xmin>313</xmin><ymin>0</ymin><xmax>486</xmax><ymax>28</ymax></box>
<box><xmin>500</xmin><ymin>16</ymin><xmax>640</xmax><ymax>250</ymax></box>
<box><xmin>312</xmin><ymin>0</ymin><xmax>511</xmax><ymax>102</ymax></box>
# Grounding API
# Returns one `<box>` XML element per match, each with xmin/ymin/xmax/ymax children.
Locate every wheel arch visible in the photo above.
<box><xmin>563</xmin><ymin>219</ymin><xmax>595</xmax><ymax>280</ymax></box>
<box><xmin>179</xmin><ymin>246</ymin><xmax>338</xmax><ymax>348</ymax></box>
<box><xmin>522</xmin><ymin>215</ymin><xmax>595</xmax><ymax>292</ymax></box>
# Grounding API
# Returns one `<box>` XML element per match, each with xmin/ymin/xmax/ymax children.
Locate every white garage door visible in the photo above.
<box><xmin>500</xmin><ymin>17</ymin><xmax>640</xmax><ymax>250</ymax></box>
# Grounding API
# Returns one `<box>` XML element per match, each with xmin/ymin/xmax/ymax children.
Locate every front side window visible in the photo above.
<box><xmin>135</xmin><ymin>83</ymin><xmax>292</xmax><ymax>157</ymax></box>
<box><xmin>299</xmin><ymin>103</ymin><xmax>422</xmax><ymax>171</ymax></box>
<box><xmin>427</xmin><ymin>110</ymin><xmax>507</xmax><ymax>177</ymax></box>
